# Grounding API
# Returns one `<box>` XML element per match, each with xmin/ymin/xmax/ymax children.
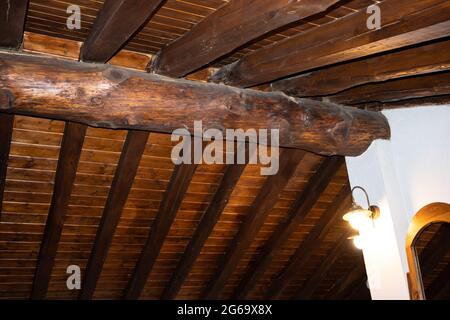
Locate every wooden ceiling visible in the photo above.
<box><xmin>0</xmin><ymin>0</ymin><xmax>449</xmax><ymax>300</ymax></box>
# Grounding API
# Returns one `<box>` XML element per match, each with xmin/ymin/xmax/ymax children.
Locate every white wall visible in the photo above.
<box><xmin>345</xmin><ymin>105</ymin><xmax>450</xmax><ymax>300</ymax></box>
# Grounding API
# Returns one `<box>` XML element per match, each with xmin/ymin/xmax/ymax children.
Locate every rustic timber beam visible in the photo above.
<box><xmin>31</xmin><ymin>122</ymin><xmax>87</xmax><ymax>299</ymax></box>
<box><xmin>202</xmin><ymin>149</ymin><xmax>305</xmax><ymax>299</ymax></box>
<box><xmin>0</xmin><ymin>52</ymin><xmax>390</xmax><ymax>157</ymax></box>
<box><xmin>294</xmin><ymin>231</ymin><xmax>351</xmax><ymax>299</ymax></box>
<box><xmin>151</xmin><ymin>0</ymin><xmax>340</xmax><ymax>77</ymax></box>
<box><xmin>272</xmin><ymin>39</ymin><xmax>450</xmax><ymax>97</ymax></box>
<box><xmin>210</xmin><ymin>0</ymin><xmax>450</xmax><ymax>87</ymax></box>
<box><xmin>81</xmin><ymin>0</ymin><xmax>164</xmax><ymax>63</ymax></box>
<box><xmin>80</xmin><ymin>131</ymin><xmax>149</xmax><ymax>299</ymax></box>
<box><xmin>325</xmin><ymin>72</ymin><xmax>450</xmax><ymax>105</ymax></box>
<box><xmin>0</xmin><ymin>0</ymin><xmax>29</xmax><ymax>49</ymax></box>
<box><xmin>124</xmin><ymin>163</ymin><xmax>198</xmax><ymax>300</ymax></box>
<box><xmin>0</xmin><ymin>113</ymin><xmax>14</xmax><ymax>220</ymax></box>
<box><xmin>266</xmin><ymin>184</ymin><xmax>352</xmax><ymax>299</ymax></box>
<box><xmin>234</xmin><ymin>157</ymin><xmax>344</xmax><ymax>299</ymax></box>
<box><xmin>162</xmin><ymin>162</ymin><xmax>247</xmax><ymax>299</ymax></box>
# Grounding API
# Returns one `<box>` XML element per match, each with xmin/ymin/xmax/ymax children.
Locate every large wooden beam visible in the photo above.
<box><xmin>162</xmin><ymin>163</ymin><xmax>246</xmax><ymax>299</ymax></box>
<box><xmin>0</xmin><ymin>113</ymin><xmax>14</xmax><ymax>220</ymax></box>
<box><xmin>0</xmin><ymin>52</ymin><xmax>390</xmax><ymax>157</ymax></box>
<box><xmin>202</xmin><ymin>149</ymin><xmax>305</xmax><ymax>299</ymax></box>
<box><xmin>80</xmin><ymin>130</ymin><xmax>149</xmax><ymax>299</ymax></box>
<box><xmin>326</xmin><ymin>72</ymin><xmax>450</xmax><ymax>105</ymax></box>
<box><xmin>31</xmin><ymin>122</ymin><xmax>87</xmax><ymax>299</ymax></box>
<box><xmin>266</xmin><ymin>184</ymin><xmax>352</xmax><ymax>299</ymax></box>
<box><xmin>210</xmin><ymin>0</ymin><xmax>450</xmax><ymax>87</ymax></box>
<box><xmin>81</xmin><ymin>0</ymin><xmax>164</xmax><ymax>63</ymax></box>
<box><xmin>124</xmin><ymin>163</ymin><xmax>198</xmax><ymax>299</ymax></box>
<box><xmin>152</xmin><ymin>0</ymin><xmax>340</xmax><ymax>77</ymax></box>
<box><xmin>293</xmin><ymin>232</ymin><xmax>351</xmax><ymax>299</ymax></box>
<box><xmin>0</xmin><ymin>0</ymin><xmax>29</xmax><ymax>49</ymax></box>
<box><xmin>234</xmin><ymin>157</ymin><xmax>343</xmax><ymax>299</ymax></box>
<box><xmin>272</xmin><ymin>40</ymin><xmax>450</xmax><ymax>97</ymax></box>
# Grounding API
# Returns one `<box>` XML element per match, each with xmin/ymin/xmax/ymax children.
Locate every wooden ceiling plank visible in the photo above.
<box><xmin>0</xmin><ymin>52</ymin><xmax>390</xmax><ymax>157</ymax></box>
<box><xmin>326</xmin><ymin>260</ymin><xmax>366</xmax><ymax>299</ymax></box>
<box><xmin>428</xmin><ymin>262</ymin><xmax>450</xmax><ymax>299</ymax></box>
<box><xmin>266</xmin><ymin>183</ymin><xmax>352</xmax><ymax>299</ymax></box>
<box><xmin>0</xmin><ymin>0</ymin><xmax>29</xmax><ymax>49</ymax></box>
<box><xmin>31</xmin><ymin>122</ymin><xmax>87</xmax><ymax>299</ymax></box>
<box><xmin>124</xmin><ymin>163</ymin><xmax>198</xmax><ymax>299</ymax></box>
<box><xmin>420</xmin><ymin>224</ymin><xmax>450</xmax><ymax>276</ymax></box>
<box><xmin>0</xmin><ymin>113</ymin><xmax>14</xmax><ymax>220</ymax></box>
<box><xmin>152</xmin><ymin>0</ymin><xmax>340</xmax><ymax>77</ymax></box>
<box><xmin>326</xmin><ymin>71</ymin><xmax>450</xmax><ymax>105</ymax></box>
<box><xmin>162</xmin><ymin>162</ymin><xmax>247</xmax><ymax>299</ymax></box>
<box><xmin>210</xmin><ymin>0</ymin><xmax>450</xmax><ymax>87</ymax></box>
<box><xmin>80</xmin><ymin>130</ymin><xmax>149</xmax><ymax>300</ymax></box>
<box><xmin>81</xmin><ymin>0</ymin><xmax>165</xmax><ymax>63</ymax></box>
<box><xmin>201</xmin><ymin>149</ymin><xmax>305</xmax><ymax>299</ymax></box>
<box><xmin>294</xmin><ymin>231</ymin><xmax>351</xmax><ymax>299</ymax></box>
<box><xmin>272</xmin><ymin>39</ymin><xmax>450</xmax><ymax>97</ymax></box>
<box><xmin>234</xmin><ymin>156</ymin><xmax>344</xmax><ymax>299</ymax></box>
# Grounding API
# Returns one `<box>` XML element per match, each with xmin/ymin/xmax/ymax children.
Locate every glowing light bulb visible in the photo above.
<box><xmin>353</xmin><ymin>235</ymin><xmax>365</xmax><ymax>250</ymax></box>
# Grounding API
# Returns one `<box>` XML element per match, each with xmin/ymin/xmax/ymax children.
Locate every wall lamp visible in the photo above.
<box><xmin>343</xmin><ymin>186</ymin><xmax>380</xmax><ymax>249</ymax></box>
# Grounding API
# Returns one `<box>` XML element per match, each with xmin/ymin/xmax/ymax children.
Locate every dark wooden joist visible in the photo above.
<box><xmin>0</xmin><ymin>52</ymin><xmax>390</xmax><ymax>157</ymax></box>
<box><xmin>326</xmin><ymin>72</ymin><xmax>450</xmax><ymax>105</ymax></box>
<box><xmin>234</xmin><ymin>157</ymin><xmax>344</xmax><ymax>299</ymax></box>
<box><xmin>0</xmin><ymin>113</ymin><xmax>14</xmax><ymax>219</ymax></box>
<box><xmin>272</xmin><ymin>39</ymin><xmax>450</xmax><ymax>97</ymax></box>
<box><xmin>420</xmin><ymin>224</ymin><xmax>450</xmax><ymax>275</ymax></box>
<box><xmin>31</xmin><ymin>122</ymin><xmax>87</xmax><ymax>299</ymax></box>
<box><xmin>0</xmin><ymin>0</ymin><xmax>29</xmax><ymax>49</ymax></box>
<box><xmin>124</xmin><ymin>163</ymin><xmax>198</xmax><ymax>299</ymax></box>
<box><xmin>266</xmin><ymin>184</ymin><xmax>352</xmax><ymax>299</ymax></box>
<box><xmin>81</xmin><ymin>0</ymin><xmax>164</xmax><ymax>63</ymax></box>
<box><xmin>210</xmin><ymin>0</ymin><xmax>450</xmax><ymax>87</ymax></box>
<box><xmin>80</xmin><ymin>130</ymin><xmax>149</xmax><ymax>300</ymax></box>
<box><xmin>202</xmin><ymin>149</ymin><xmax>305</xmax><ymax>299</ymax></box>
<box><xmin>162</xmin><ymin>163</ymin><xmax>246</xmax><ymax>299</ymax></box>
<box><xmin>294</xmin><ymin>231</ymin><xmax>351</xmax><ymax>299</ymax></box>
<box><xmin>152</xmin><ymin>0</ymin><xmax>340</xmax><ymax>77</ymax></box>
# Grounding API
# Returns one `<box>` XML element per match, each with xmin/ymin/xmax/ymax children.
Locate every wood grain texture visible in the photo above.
<box><xmin>31</xmin><ymin>122</ymin><xmax>87</xmax><ymax>299</ymax></box>
<box><xmin>202</xmin><ymin>149</ymin><xmax>305</xmax><ymax>299</ymax></box>
<box><xmin>0</xmin><ymin>113</ymin><xmax>14</xmax><ymax>219</ymax></box>
<box><xmin>81</xmin><ymin>0</ymin><xmax>165</xmax><ymax>63</ymax></box>
<box><xmin>267</xmin><ymin>184</ymin><xmax>352</xmax><ymax>299</ymax></box>
<box><xmin>0</xmin><ymin>52</ymin><xmax>390</xmax><ymax>157</ymax></box>
<box><xmin>124</xmin><ymin>163</ymin><xmax>198</xmax><ymax>299</ymax></box>
<box><xmin>152</xmin><ymin>0</ymin><xmax>340</xmax><ymax>77</ymax></box>
<box><xmin>234</xmin><ymin>157</ymin><xmax>344</xmax><ymax>299</ymax></box>
<box><xmin>272</xmin><ymin>39</ymin><xmax>450</xmax><ymax>97</ymax></box>
<box><xmin>162</xmin><ymin>162</ymin><xmax>247</xmax><ymax>299</ymax></box>
<box><xmin>80</xmin><ymin>130</ymin><xmax>149</xmax><ymax>299</ymax></box>
<box><xmin>211</xmin><ymin>0</ymin><xmax>450</xmax><ymax>87</ymax></box>
<box><xmin>0</xmin><ymin>0</ymin><xmax>29</xmax><ymax>49</ymax></box>
<box><xmin>326</xmin><ymin>72</ymin><xmax>450</xmax><ymax>105</ymax></box>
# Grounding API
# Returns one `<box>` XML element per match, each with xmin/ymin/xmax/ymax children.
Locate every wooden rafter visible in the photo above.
<box><xmin>152</xmin><ymin>0</ymin><xmax>340</xmax><ymax>77</ymax></box>
<box><xmin>420</xmin><ymin>224</ymin><xmax>450</xmax><ymax>275</ymax></box>
<box><xmin>31</xmin><ymin>122</ymin><xmax>87</xmax><ymax>299</ymax></box>
<box><xmin>266</xmin><ymin>183</ymin><xmax>352</xmax><ymax>299</ymax></box>
<box><xmin>326</xmin><ymin>72</ymin><xmax>450</xmax><ymax>105</ymax></box>
<box><xmin>427</xmin><ymin>263</ymin><xmax>450</xmax><ymax>299</ymax></box>
<box><xmin>325</xmin><ymin>259</ymin><xmax>366</xmax><ymax>299</ymax></box>
<box><xmin>0</xmin><ymin>113</ymin><xmax>14</xmax><ymax>219</ymax></box>
<box><xmin>80</xmin><ymin>131</ymin><xmax>149</xmax><ymax>299</ymax></box>
<box><xmin>294</xmin><ymin>231</ymin><xmax>351</xmax><ymax>299</ymax></box>
<box><xmin>202</xmin><ymin>149</ymin><xmax>305</xmax><ymax>299</ymax></box>
<box><xmin>210</xmin><ymin>0</ymin><xmax>450</xmax><ymax>87</ymax></box>
<box><xmin>0</xmin><ymin>52</ymin><xmax>390</xmax><ymax>157</ymax></box>
<box><xmin>124</xmin><ymin>163</ymin><xmax>198</xmax><ymax>299</ymax></box>
<box><xmin>234</xmin><ymin>156</ymin><xmax>344</xmax><ymax>299</ymax></box>
<box><xmin>162</xmin><ymin>162</ymin><xmax>247</xmax><ymax>299</ymax></box>
<box><xmin>81</xmin><ymin>0</ymin><xmax>164</xmax><ymax>63</ymax></box>
<box><xmin>272</xmin><ymin>39</ymin><xmax>450</xmax><ymax>97</ymax></box>
<box><xmin>0</xmin><ymin>0</ymin><xmax>29</xmax><ymax>49</ymax></box>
